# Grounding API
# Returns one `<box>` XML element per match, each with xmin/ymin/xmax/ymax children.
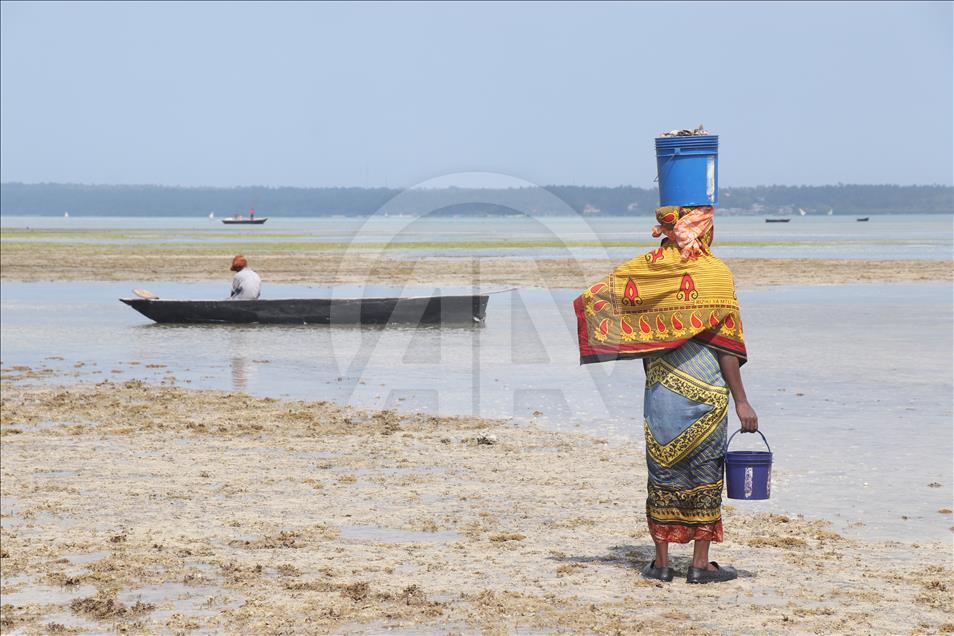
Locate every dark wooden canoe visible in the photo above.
<box><xmin>765</xmin><ymin>218</ymin><xmax>791</xmax><ymax>223</ymax></box>
<box><xmin>120</xmin><ymin>295</ymin><xmax>489</xmax><ymax>325</ymax></box>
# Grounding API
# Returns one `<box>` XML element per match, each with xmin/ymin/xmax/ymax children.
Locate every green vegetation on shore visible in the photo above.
<box><xmin>2</xmin><ymin>183</ymin><xmax>951</xmax><ymax>216</ymax></box>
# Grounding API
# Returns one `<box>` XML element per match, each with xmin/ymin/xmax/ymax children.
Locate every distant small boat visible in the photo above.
<box><xmin>64</xmin><ymin>211</ymin><xmax>69</xmax><ymax>218</ymax></box>
<box><xmin>856</xmin><ymin>217</ymin><xmax>870</xmax><ymax>222</ymax></box>
<box><xmin>222</xmin><ymin>208</ymin><xmax>267</xmax><ymax>225</ymax></box>
<box><xmin>222</xmin><ymin>217</ymin><xmax>267</xmax><ymax>225</ymax></box>
<box><xmin>209</xmin><ymin>212</ymin><xmax>215</xmax><ymax>219</ymax></box>
<box><xmin>798</xmin><ymin>208</ymin><xmax>807</xmax><ymax>216</ymax></box>
<box><xmin>827</xmin><ymin>208</ymin><xmax>834</xmax><ymax>216</ymax></box>
<box><xmin>765</xmin><ymin>218</ymin><xmax>791</xmax><ymax>223</ymax></box>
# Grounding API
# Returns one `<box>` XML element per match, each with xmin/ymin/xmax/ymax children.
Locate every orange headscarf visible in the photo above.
<box><xmin>652</xmin><ymin>206</ymin><xmax>714</xmax><ymax>261</ymax></box>
<box><xmin>230</xmin><ymin>255</ymin><xmax>248</xmax><ymax>272</ymax></box>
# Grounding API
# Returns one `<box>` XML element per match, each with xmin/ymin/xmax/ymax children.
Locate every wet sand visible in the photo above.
<box><xmin>2</xmin><ymin>378</ymin><xmax>952</xmax><ymax>634</ymax></box>
<box><xmin>0</xmin><ymin>241</ymin><xmax>951</xmax><ymax>288</ymax></box>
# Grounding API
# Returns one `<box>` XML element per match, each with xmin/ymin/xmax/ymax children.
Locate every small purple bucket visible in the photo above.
<box><xmin>725</xmin><ymin>430</ymin><xmax>772</xmax><ymax>500</ymax></box>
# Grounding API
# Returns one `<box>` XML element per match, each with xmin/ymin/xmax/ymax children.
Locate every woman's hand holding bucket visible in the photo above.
<box><xmin>735</xmin><ymin>401</ymin><xmax>759</xmax><ymax>433</ymax></box>
<box><xmin>718</xmin><ymin>352</ymin><xmax>759</xmax><ymax>433</ymax></box>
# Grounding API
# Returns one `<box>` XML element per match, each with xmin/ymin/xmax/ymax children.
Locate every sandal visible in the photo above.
<box><xmin>641</xmin><ymin>559</ymin><xmax>674</xmax><ymax>582</ymax></box>
<box><xmin>686</xmin><ymin>561</ymin><xmax>738</xmax><ymax>584</ymax></box>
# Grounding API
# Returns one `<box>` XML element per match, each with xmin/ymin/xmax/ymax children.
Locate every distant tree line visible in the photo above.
<box><xmin>0</xmin><ymin>182</ymin><xmax>950</xmax><ymax>216</ymax></box>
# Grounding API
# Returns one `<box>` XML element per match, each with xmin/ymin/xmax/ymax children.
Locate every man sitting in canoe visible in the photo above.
<box><xmin>230</xmin><ymin>255</ymin><xmax>261</xmax><ymax>300</ymax></box>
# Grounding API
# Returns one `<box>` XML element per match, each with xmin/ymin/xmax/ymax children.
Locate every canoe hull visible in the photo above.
<box><xmin>221</xmin><ymin>218</ymin><xmax>268</xmax><ymax>224</ymax></box>
<box><xmin>120</xmin><ymin>296</ymin><xmax>489</xmax><ymax>325</ymax></box>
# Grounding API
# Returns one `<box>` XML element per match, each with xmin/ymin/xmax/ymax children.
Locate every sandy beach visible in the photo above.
<box><xmin>0</xmin><ymin>240</ymin><xmax>951</xmax><ymax>288</ymax></box>
<box><xmin>1</xmin><ymin>376</ymin><xmax>952</xmax><ymax>634</ymax></box>
<box><xmin>2</xmin><ymin>223</ymin><xmax>953</xmax><ymax>634</ymax></box>
<box><xmin>3</xmin><ymin>2</ymin><xmax>952</xmax><ymax>634</ymax></box>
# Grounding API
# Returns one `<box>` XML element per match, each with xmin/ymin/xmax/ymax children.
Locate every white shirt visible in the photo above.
<box><xmin>230</xmin><ymin>267</ymin><xmax>261</xmax><ymax>300</ymax></box>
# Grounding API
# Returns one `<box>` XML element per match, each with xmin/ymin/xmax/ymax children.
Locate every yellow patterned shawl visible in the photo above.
<box><xmin>573</xmin><ymin>207</ymin><xmax>747</xmax><ymax>365</ymax></box>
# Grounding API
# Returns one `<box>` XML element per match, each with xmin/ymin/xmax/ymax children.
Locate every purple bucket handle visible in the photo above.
<box><xmin>726</xmin><ymin>429</ymin><xmax>771</xmax><ymax>453</ymax></box>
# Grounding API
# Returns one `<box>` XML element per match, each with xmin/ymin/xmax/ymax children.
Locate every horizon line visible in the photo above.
<box><xmin>2</xmin><ymin>181</ymin><xmax>952</xmax><ymax>190</ymax></box>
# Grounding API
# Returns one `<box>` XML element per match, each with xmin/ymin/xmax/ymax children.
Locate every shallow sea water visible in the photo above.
<box><xmin>3</xmin><ymin>214</ymin><xmax>952</xmax><ymax>260</ymax></box>
<box><xmin>1</xmin><ymin>280</ymin><xmax>952</xmax><ymax>542</ymax></box>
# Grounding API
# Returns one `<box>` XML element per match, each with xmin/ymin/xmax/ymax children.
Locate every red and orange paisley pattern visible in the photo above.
<box><xmin>573</xmin><ymin>207</ymin><xmax>746</xmax><ymax>364</ymax></box>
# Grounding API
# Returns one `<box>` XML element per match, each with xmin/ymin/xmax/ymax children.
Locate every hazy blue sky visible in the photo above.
<box><xmin>1</xmin><ymin>1</ymin><xmax>951</xmax><ymax>188</ymax></box>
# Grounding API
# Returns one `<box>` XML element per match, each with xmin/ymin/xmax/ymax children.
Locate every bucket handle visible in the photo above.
<box><xmin>726</xmin><ymin>429</ymin><xmax>771</xmax><ymax>453</ymax></box>
<box><xmin>653</xmin><ymin>149</ymin><xmax>678</xmax><ymax>183</ymax></box>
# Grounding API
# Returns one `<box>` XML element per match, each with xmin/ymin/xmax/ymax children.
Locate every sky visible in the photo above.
<box><xmin>1</xmin><ymin>1</ymin><xmax>952</xmax><ymax>188</ymax></box>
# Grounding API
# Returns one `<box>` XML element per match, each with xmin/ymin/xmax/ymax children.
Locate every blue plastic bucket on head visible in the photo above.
<box><xmin>655</xmin><ymin>135</ymin><xmax>718</xmax><ymax>207</ymax></box>
<box><xmin>725</xmin><ymin>429</ymin><xmax>772</xmax><ymax>500</ymax></box>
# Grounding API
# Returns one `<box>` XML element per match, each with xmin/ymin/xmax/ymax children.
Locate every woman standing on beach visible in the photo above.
<box><xmin>573</xmin><ymin>205</ymin><xmax>757</xmax><ymax>584</ymax></box>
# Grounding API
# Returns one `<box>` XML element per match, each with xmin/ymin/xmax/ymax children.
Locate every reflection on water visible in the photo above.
<box><xmin>116</xmin><ymin>582</ymin><xmax>243</xmax><ymax>621</ymax></box>
<box><xmin>229</xmin><ymin>331</ymin><xmax>251</xmax><ymax>392</ymax></box>
<box><xmin>0</xmin><ymin>583</ymin><xmax>98</xmax><ymax>606</ymax></box>
<box><xmin>1</xmin><ymin>280</ymin><xmax>952</xmax><ymax>542</ymax></box>
<box><xmin>231</xmin><ymin>356</ymin><xmax>248</xmax><ymax>392</ymax></box>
